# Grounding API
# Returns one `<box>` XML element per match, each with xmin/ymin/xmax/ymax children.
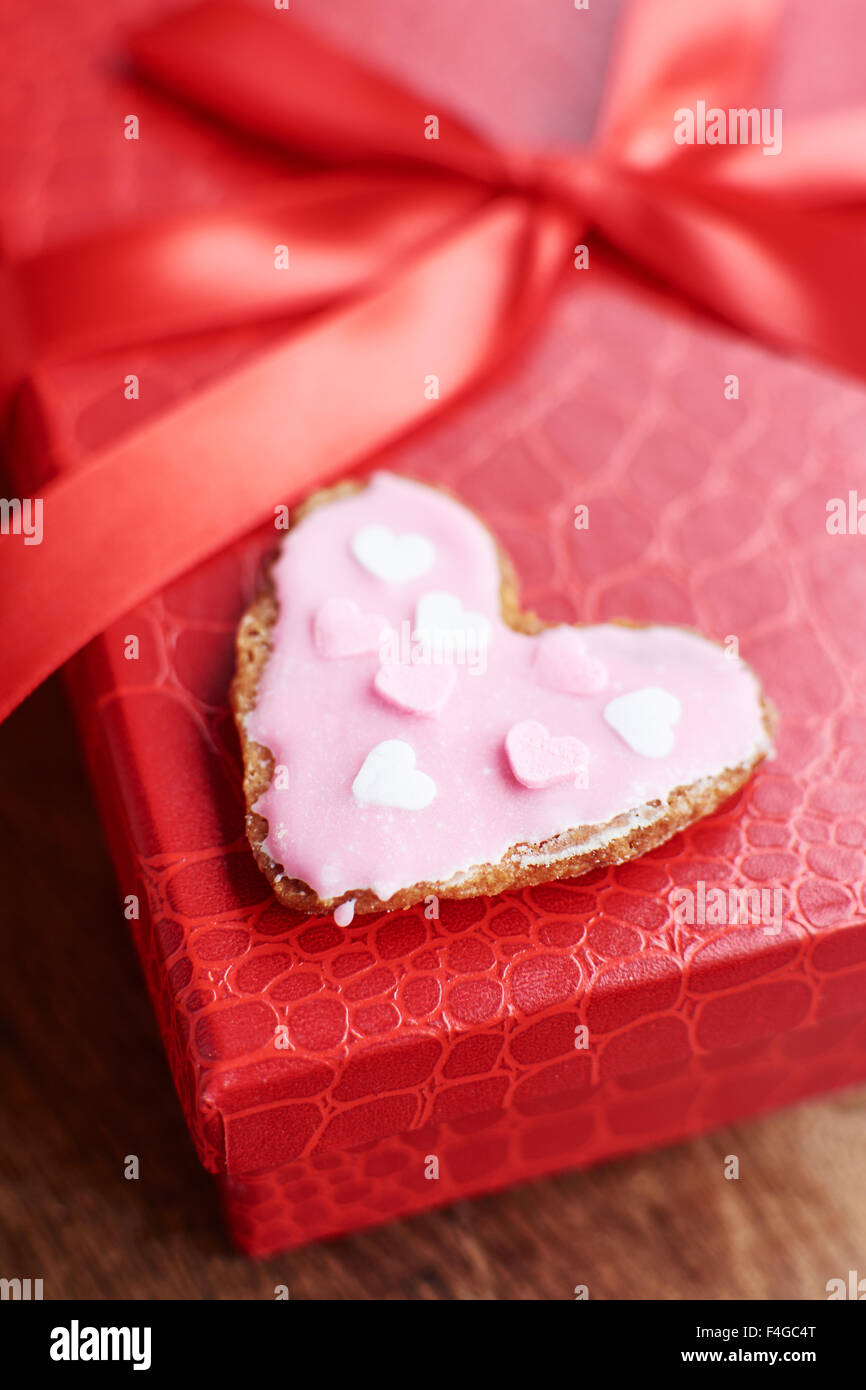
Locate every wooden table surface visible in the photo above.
<box><xmin>1</xmin><ymin>676</ymin><xmax>864</xmax><ymax>1302</ymax></box>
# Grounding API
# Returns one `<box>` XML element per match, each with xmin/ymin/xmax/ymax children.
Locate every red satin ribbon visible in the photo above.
<box><xmin>2</xmin><ymin>0</ymin><xmax>865</xmax><ymax>722</ymax></box>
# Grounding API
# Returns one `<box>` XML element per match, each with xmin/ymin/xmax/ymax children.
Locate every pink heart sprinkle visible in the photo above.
<box><xmin>314</xmin><ymin>597</ymin><xmax>390</xmax><ymax>660</ymax></box>
<box><xmin>374</xmin><ymin>661</ymin><xmax>457</xmax><ymax>717</ymax></box>
<box><xmin>535</xmin><ymin>628</ymin><xmax>607</xmax><ymax>695</ymax></box>
<box><xmin>505</xmin><ymin>720</ymin><xmax>590</xmax><ymax>790</ymax></box>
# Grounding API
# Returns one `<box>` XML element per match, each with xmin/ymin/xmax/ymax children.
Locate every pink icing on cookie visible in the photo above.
<box><xmin>506</xmin><ymin>720</ymin><xmax>590</xmax><ymax>790</ymax></box>
<box><xmin>535</xmin><ymin>627</ymin><xmax>607</xmax><ymax>695</ymax></box>
<box><xmin>247</xmin><ymin>473</ymin><xmax>770</xmax><ymax>903</ymax></box>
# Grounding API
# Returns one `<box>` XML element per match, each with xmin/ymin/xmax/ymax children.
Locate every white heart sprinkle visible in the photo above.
<box><xmin>414</xmin><ymin>590</ymin><xmax>491</xmax><ymax>656</ymax></box>
<box><xmin>603</xmin><ymin>687</ymin><xmax>682</xmax><ymax>759</ymax></box>
<box><xmin>351</xmin><ymin>740</ymin><xmax>437</xmax><ymax>810</ymax></box>
<box><xmin>351</xmin><ymin>524</ymin><xmax>435</xmax><ymax>584</ymax></box>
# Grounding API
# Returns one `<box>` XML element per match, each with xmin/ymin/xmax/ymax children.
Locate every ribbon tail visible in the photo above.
<box><xmin>0</xmin><ymin>196</ymin><xmax>571</xmax><ymax>723</ymax></box>
<box><xmin>589</xmin><ymin>167</ymin><xmax>866</xmax><ymax>384</ymax></box>
<box><xmin>9</xmin><ymin>175</ymin><xmax>490</xmax><ymax>366</ymax></box>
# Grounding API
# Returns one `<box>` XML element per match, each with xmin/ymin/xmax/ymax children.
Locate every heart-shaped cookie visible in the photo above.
<box><xmin>233</xmin><ymin>473</ymin><xmax>774</xmax><ymax>914</ymax></box>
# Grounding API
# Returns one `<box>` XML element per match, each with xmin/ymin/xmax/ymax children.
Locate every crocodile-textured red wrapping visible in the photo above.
<box><xmin>5</xmin><ymin>0</ymin><xmax>866</xmax><ymax>1255</ymax></box>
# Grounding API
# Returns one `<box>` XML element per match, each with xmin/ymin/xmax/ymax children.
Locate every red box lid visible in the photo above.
<box><xmin>4</xmin><ymin>0</ymin><xmax>866</xmax><ymax>1177</ymax></box>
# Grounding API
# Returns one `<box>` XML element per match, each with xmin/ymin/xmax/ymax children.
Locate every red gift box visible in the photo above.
<box><xmin>4</xmin><ymin>0</ymin><xmax>866</xmax><ymax>1256</ymax></box>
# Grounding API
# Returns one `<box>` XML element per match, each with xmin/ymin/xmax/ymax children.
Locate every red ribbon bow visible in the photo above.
<box><xmin>2</xmin><ymin>0</ymin><xmax>864</xmax><ymax>723</ymax></box>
